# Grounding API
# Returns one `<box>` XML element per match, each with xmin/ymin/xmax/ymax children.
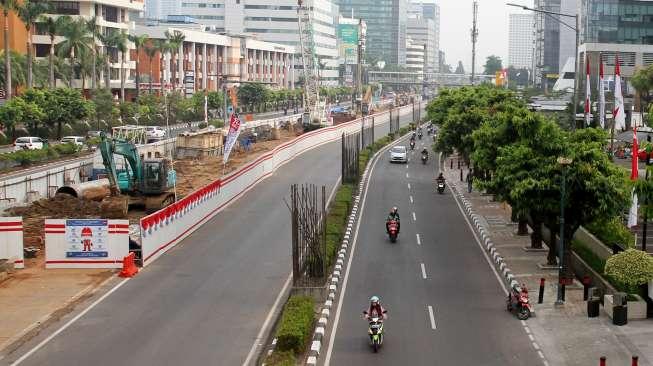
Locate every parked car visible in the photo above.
<box><xmin>61</xmin><ymin>136</ymin><xmax>86</xmax><ymax>147</ymax></box>
<box><xmin>389</xmin><ymin>145</ymin><xmax>408</xmax><ymax>164</ymax></box>
<box><xmin>13</xmin><ymin>137</ymin><xmax>45</xmax><ymax>151</ymax></box>
<box><xmin>145</xmin><ymin>126</ymin><xmax>166</xmax><ymax>139</ymax></box>
<box><xmin>87</xmin><ymin>130</ymin><xmax>102</xmax><ymax>138</ymax></box>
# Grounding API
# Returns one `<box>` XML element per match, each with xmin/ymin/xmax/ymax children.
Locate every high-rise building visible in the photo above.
<box><xmin>533</xmin><ymin>0</ymin><xmax>576</xmax><ymax>87</ymax></box>
<box><xmin>508</xmin><ymin>14</ymin><xmax>534</xmax><ymax>69</ymax></box>
<box><xmin>144</xmin><ymin>0</ymin><xmax>340</xmax><ymax>85</ymax></box>
<box><xmin>335</xmin><ymin>0</ymin><xmax>407</xmax><ymax>66</ymax></box>
<box><xmin>407</xmin><ymin>0</ymin><xmax>439</xmax><ymax>73</ymax></box>
<box><xmin>406</xmin><ymin>38</ymin><xmax>425</xmax><ymax>74</ymax></box>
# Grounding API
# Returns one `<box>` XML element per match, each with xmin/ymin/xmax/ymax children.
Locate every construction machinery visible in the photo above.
<box><xmin>361</xmin><ymin>86</ymin><xmax>373</xmax><ymax>116</ymax></box>
<box><xmin>99</xmin><ymin>133</ymin><xmax>177</xmax><ymax>212</ymax></box>
<box><xmin>297</xmin><ymin>0</ymin><xmax>326</xmax><ymax>126</ymax></box>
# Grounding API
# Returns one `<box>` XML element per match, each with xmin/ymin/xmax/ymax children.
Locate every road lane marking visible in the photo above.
<box><xmin>407</xmin><ymin>183</ymin><xmax>411</xmax><ymax>190</ymax></box>
<box><xmin>410</xmin><ymin>195</ymin><xmax>414</xmax><ymax>203</ymax></box>
<box><xmin>412</xmin><ymin>212</ymin><xmax>416</xmax><ymax>221</ymax></box>
<box><xmin>420</xmin><ymin>263</ymin><xmax>427</xmax><ymax>279</ymax></box>
<box><xmin>427</xmin><ymin>305</ymin><xmax>437</xmax><ymax>330</ymax></box>
<box><xmin>416</xmin><ymin>233</ymin><xmax>421</xmax><ymax>245</ymax></box>
<box><xmin>528</xmin><ymin>334</ymin><xmax>534</xmax><ymax>342</ymax></box>
<box><xmin>10</xmin><ymin>278</ymin><xmax>130</xmax><ymax>366</ymax></box>
<box><xmin>406</xmin><ymin>173</ymin><xmax>409</xmax><ymax>178</ymax></box>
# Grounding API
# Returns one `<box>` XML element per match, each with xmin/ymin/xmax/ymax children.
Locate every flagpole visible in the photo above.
<box><xmin>610</xmin><ymin>119</ymin><xmax>616</xmax><ymax>160</ymax></box>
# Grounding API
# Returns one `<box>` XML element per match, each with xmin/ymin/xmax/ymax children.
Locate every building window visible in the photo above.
<box><xmin>48</xmin><ymin>1</ymin><xmax>79</xmax><ymax>15</ymax></box>
<box><xmin>35</xmin><ymin>44</ymin><xmax>50</xmax><ymax>57</ymax></box>
<box><xmin>103</xmin><ymin>6</ymin><xmax>119</xmax><ymax>23</ymax></box>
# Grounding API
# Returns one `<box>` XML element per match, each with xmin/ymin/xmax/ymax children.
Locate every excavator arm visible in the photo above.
<box><xmin>99</xmin><ymin>133</ymin><xmax>143</xmax><ymax>195</ymax></box>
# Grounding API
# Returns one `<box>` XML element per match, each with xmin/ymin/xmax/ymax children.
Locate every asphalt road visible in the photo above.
<box><xmin>3</xmin><ymin>106</ymin><xmax>422</xmax><ymax>366</ymax></box>
<box><xmin>324</xmin><ymin>137</ymin><xmax>543</xmax><ymax>365</ymax></box>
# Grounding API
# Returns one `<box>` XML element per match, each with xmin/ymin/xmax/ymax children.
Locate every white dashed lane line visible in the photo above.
<box><xmin>427</xmin><ymin>306</ymin><xmax>437</xmax><ymax>330</ymax></box>
<box><xmin>420</xmin><ymin>263</ymin><xmax>427</xmax><ymax>279</ymax></box>
<box><xmin>416</xmin><ymin>233</ymin><xmax>421</xmax><ymax>245</ymax></box>
<box><xmin>412</xmin><ymin>212</ymin><xmax>416</xmax><ymax>221</ymax></box>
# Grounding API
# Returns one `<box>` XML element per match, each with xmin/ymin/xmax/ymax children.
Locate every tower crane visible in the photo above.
<box><xmin>297</xmin><ymin>0</ymin><xmax>326</xmax><ymax>126</ymax></box>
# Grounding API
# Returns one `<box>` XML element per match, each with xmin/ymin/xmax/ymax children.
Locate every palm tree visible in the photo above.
<box><xmin>1</xmin><ymin>0</ymin><xmax>17</xmax><ymax>99</ymax></box>
<box><xmin>155</xmin><ymin>39</ymin><xmax>170</xmax><ymax>93</ymax></box>
<box><xmin>106</xmin><ymin>30</ymin><xmax>128</xmax><ymax>101</ymax></box>
<box><xmin>98</xmin><ymin>32</ymin><xmax>113</xmax><ymax>89</ymax></box>
<box><xmin>165</xmin><ymin>30</ymin><xmax>185</xmax><ymax>91</ymax></box>
<box><xmin>0</xmin><ymin>49</ymin><xmax>26</xmax><ymax>89</ymax></box>
<box><xmin>57</xmin><ymin>16</ymin><xmax>91</xmax><ymax>87</ymax></box>
<box><xmin>128</xmin><ymin>33</ymin><xmax>148</xmax><ymax>99</ymax></box>
<box><xmin>40</xmin><ymin>15</ymin><xmax>67</xmax><ymax>88</ymax></box>
<box><xmin>85</xmin><ymin>16</ymin><xmax>100</xmax><ymax>89</ymax></box>
<box><xmin>144</xmin><ymin>44</ymin><xmax>157</xmax><ymax>93</ymax></box>
<box><xmin>16</xmin><ymin>0</ymin><xmax>50</xmax><ymax>89</ymax></box>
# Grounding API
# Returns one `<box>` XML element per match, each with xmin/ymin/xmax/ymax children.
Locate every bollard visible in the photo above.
<box><xmin>583</xmin><ymin>276</ymin><xmax>591</xmax><ymax>301</ymax></box>
<box><xmin>450</xmin><ymin>159</ymin><xmax>453</xmax><ymax>169</ymax></box>
<box><xmin>458</xmin><ymin>160</ymin><xmax>461</xmax><ymax>169</ymax></box>
<box><xmin>599</xmin><ymin>356</ymin><xmax>606</xmax><ymax>366</ymax></box>
<box><xmin>632</xmin><ymin>356</ymin><xmax>638</xmax><ymax>366</ymax></box>
<box><xmin>460</xmin><ymin>169</ymin><xmax>463</xmax><ymax>181</ymax></box>
<box><xmin>561</xmin><ymin>284</ymin><xmax>566</xmax><ymax>302</ymax></box>
<box><xmin>538</xmin><ymin>278</ymin><xmax>545</xmax><ymax>304</ymax></box>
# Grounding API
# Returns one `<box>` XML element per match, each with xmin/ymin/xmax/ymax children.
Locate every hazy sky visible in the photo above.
<box><xmin>439</xmin><ymin>0</ymin><xmax>531</xmax><ymax>73</ymax></box>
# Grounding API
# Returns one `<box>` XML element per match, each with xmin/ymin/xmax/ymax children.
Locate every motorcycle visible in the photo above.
<box><xmin>410</xmin><ymin>140</ymin><xmax>415</xmax><ymax>150</ymax></box>
<box><xmin>362</xmin><ymin>312</ymin><xmax>386</xmax><ymax>352</ymax></box>
<box><xmin>387</xmin><ymin>220</ymin><xmax>399</xmax><ymax>242</ymax></box>
<box><xmin>507</xmin><ymin>287</ymin><xmax>533</xmax><ymax>320</ymax></box>
<box><xmin>421</xmin><ymin>153</ymin><xmax>428</xmax><ymax>164</ymax></box>
<box><xmin>418</xmin><ymin>132</ymin><xmax>423</xmax><ymax>140</ymax></box>
<box><xmin>436</xmin><ymin>180</ymin><xmax>445</xmax><ymax>194</ymax></box>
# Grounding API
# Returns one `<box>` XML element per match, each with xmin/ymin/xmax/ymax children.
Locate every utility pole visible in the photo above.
<box><xmin>356</xmin><ymin>18</ymin><xmax>363</xmax><ymax>116</ymax></box>
<box><xmin>471</xmin><ymin>1</ymin><xmax>479</xmax><ymax>85</ymax></box>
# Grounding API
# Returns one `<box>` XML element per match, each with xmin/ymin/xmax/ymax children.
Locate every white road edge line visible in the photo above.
<box><xmin>243</xmin><ymin>175</ymin><xmax>341</xmax><ymax>366</ymax></box>
<box><xmin>427</xmin><ymin>305</ymin><xmax>437</xmax><ymax>330</ymax></box>
<box><xmin>420</xmin><ymin>263</ymin><xmax>427</xmax><ymax>279</ymax></box>
<box><xmin>410</xmin><ymin>195</ymin><xmax>414</xmax><ymax>203</ymax></box>
<box><xmin>10</xmin><ymin>278</ymin><xmax>131</xmax><ymax>366</ymax></box>
<box><xmin>412</xmin><ymin>212</ymin><xmax>416</xmax><ymax>221</ymax></box>
<box><xmin>324</xmin><ymin>134</ymin><xmax>406</xmax><ymax>366</ymax></box>
<box><xmin>416</xmin><ymin>233</ymin><xmax>421</xmax><ymax>245</ymax></box>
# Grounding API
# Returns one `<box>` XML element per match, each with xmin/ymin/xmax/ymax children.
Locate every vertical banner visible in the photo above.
<box><xmin>223</xmin><ymin>113</ymin><xmax>242</xmax><ymax>164</ymax></box>
<box><xmin>598</xmin><ymin>56</ymin><xmax>605</xmax><ymax>129</ymax></box>
<box><xmin>613</xmin><ymin>55</ymin><xmax>625</xmax><ymax>130</ymax></box>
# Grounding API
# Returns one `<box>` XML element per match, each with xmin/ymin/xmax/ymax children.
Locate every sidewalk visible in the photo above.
<box><xmin>0</xmin><ymin>256</ymin><xmax>114</xmax><ymax>357</ymax></box>
<box><xmin>444</xmin><ymin>158</ymin><xmax>653</xmax><ymax>366</ymax></box>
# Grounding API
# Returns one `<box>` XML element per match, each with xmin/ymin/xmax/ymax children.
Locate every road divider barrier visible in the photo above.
<box><xmin>139</xmin><ymin>104</ymin><xmax>420</xmax><ymax>268</ymax></box>
<box><xmin>0</xmin><ymin>217</ymin><xmax>24</xmax><ymax>269</ymax></box>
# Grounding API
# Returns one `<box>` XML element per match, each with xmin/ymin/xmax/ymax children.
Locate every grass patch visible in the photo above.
<box><xmin>572</xmin><ymin>239</ymin><xmax>606</xmax><ymax>276</ymax></box>
<box><xmin>275</xmin><ymin>295</ymin><xmax>315</xmax><ymax>354</ymax></box>
<box><xmin>585</xmin><ymin>218</ymin><xmax>635</xmax><ymax>249</ymax></box>
<box><xmin>263</xmin><ymin>351</ymin><xmax>296</xmax><ymax>366</ymax></box>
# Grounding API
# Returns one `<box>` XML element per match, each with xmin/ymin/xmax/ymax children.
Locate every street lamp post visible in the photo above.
<box><xmin>507</xmin><ymin>3</ymin><xmax>579</xmax><ymax>130</ymax></box>
<box><xmin>557</xmin><ymin>156</ymin><xmax>573</xmax><ymax>305</ymax></box>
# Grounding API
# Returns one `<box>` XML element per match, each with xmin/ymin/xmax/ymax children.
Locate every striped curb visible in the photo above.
<box><xmin>445</xmin><ymin>172</ymin><xmax>528</xmax><ymax>300</ymax></box>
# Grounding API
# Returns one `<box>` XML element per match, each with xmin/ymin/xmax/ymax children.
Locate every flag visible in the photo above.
<box><xmin>223</xmin><ymin>113</ymin><xmax>242</xmax><ymax>164</ymax></box>
<box><xmin>598</xmin><ymin>56</ymin><xmax>605</xmax><ymax>129</ymax></box>
<box><xmin>613</xmin><ymin>55</ymin><xmax>625</xmax><ymax>130</ymax></box>
<box><xmin>585</xmin><ymin>55</ymin><xmax>591</xmax><ymax>126</ymax></box>
<box><xmin>628</xmin><ymin>188</ymin><xmax>638</xmax><ymax>228</ymax></box>
<box><xmin>204</xmin><ymin>93</ymin><xmax>208</xmax><ymax>124</ymax></box>
<box><xmin>631</xmin><ymin>126</ymin><xmax>639</xmax><ymax>180</ymax></box>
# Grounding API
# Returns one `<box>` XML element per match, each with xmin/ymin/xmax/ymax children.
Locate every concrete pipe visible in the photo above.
<box><xmin>56</xmin><ymin>178</ymin><xmax>111</xmax><ymax>201</ymax></box>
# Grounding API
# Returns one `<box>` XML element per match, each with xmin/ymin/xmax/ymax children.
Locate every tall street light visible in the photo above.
<box><xmin>507</xmin><ymin>3</ymin><xmax>579</xmax><ymax>130</ymax></box>
<box><xmin>557</xmin><ymin>156</ymin><xmax>573</xmax><ymax>304</ymax></box>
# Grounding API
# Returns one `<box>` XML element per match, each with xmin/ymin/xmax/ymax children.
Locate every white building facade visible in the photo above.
<box><xmin>508</xmin><ymin>13</ymin><xmax>533</xmax><ymax>69</ymax></box>
<box><xmin>406</xmin><ymin>38</ymin><xmax>425</xmax><ymax>74</ymax></box>
<box><xmin>409</xmin><ymin>0</ymin><xmax>439</xmax><ymax>72</ymax></box>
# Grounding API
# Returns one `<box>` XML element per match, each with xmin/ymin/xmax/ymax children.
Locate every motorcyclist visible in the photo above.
<box><xmin>421</xmin><ymin>148</ymin><xmax>429</xmax><ymax>158</ymax></box>
<box><xmin>386</xmin><ymin>207</ymin><xmax>400</xmax><ymax>234</ymax></box>
<box><xmin>364</xmin><ymin>296</ymin><xmax>387</xmax><ymax>321</ymax></box>
<box><xmin>436</xmin><ymin>172</ymin><xmax>445</xmax><ymax>184</ymax></box>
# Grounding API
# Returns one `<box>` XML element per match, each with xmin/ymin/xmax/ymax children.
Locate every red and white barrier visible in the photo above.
<box><xmin>0</xmin><ymin>217</ymin><xmax>24</xmax><ymax>269</ymax></box>
<box><xmin>44</xmin><ymin>219</ymin><xmax>130</xmax><ymax>269</ymax></box>
<box><xmin>140</xmin><ymin>103</ymin><xmax>421</xmax><ymax>266</ymax></box>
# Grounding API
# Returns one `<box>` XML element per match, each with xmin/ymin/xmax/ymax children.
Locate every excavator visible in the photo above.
<box><xmin>98</xmin><ymin>133</ymin><xmax>177</xmax><ymax>212</ymax></box>
<box><xmin>361</xmin><ymin>86</ymin><xmax>373</xmax><ymax>116</ymax></box>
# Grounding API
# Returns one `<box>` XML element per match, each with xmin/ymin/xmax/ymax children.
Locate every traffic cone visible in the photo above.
<box><xmin>119</xmin><ymin>252</ymin><xmax>139</xmax><ymax>278</ymax></box>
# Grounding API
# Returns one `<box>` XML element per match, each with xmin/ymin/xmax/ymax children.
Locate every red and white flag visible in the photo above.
<box><xmin>585</xmin><ymin>55</ymin><xmax>591</xmax><ymax>126</ymax></box>
<box><xmin>628</xmin><ymin>127</ymin><xmax>639</xmax><ymax>228</ymax></box>
<box><xmin>614</xmin><ymin>55</ymin><xmax>625</xmax><ymax>130</ymax></box>
<box><xmin>598</xmin><ymin>56</ymin><xmax>605</xmax><ymax>129</ymax></box>
<box><xmin>223</xmin><ymin>113</ymin><xmax>242</xmax><ymax>164</ymax></box>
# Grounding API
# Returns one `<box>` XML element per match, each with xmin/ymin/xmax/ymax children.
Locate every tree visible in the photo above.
<box><xmin>0</xmin><ymin>95</ymin><xmax>44</xmax><ymax>136</ymax></box>
<box><xmin>85</xmin><ymin>16</ymin><xmax>100</xmax><ymax>89</ymax></box>
<box><xmin>16</xmin><ymin>0</ymin><xmax>50</xmax><ymax>89</ymax></box>
<box><xmin>507</xmin><ymin>66</ymin><xmax>530</xmax><ymax>87</ymax></box>
<box><xmin>631</xmin><ymin>65</ymin><xmax>653</xmax><ymax>113</ymax></box>
<box><xmin>24</xmin><ymin>88</ymin><xmax>93</xmax><ymax>138</ymax></box>
<box><xmin>129</xmin><ymin>34</ymin><xmax>149</xmax><ymax>99</ymax></box>
<box><xmin>454</xmin><ymin>61</ymin><xmax>465</xmax><ymax>74</ymax></box>
<box><xmin>57</xmin><ymin>16</ymin><xmax>92</xmax><ymax>87</ymax></box>
<box><xmin>40</xmin><ymin>15</ymin><xmax>67</xmax><ymax>88</ymax></box>
<box><xmin>237</xmin><ymin>83</ymin><xmax>268</xmax><ymax>112</ymax></box>
<box><xmin>165</xmin><ymin>30</ymin><xmax>185</xmax><ymax>91</ymax></box>
<box><xmin>155</xmin><ymin>39</ymin><xmax>171</xmax><ymax>93</ymax></box>
<box><xmin>1</xmin><ymin>0</ymin><xmax>17</xmax><ymax>99</ymax></box>
<box><xmin>144</xmin><ymin>44</ymin><xmax>157</xmax><ymax>93</ymax></box>
<box><xmin>484</xmin><ymin>55</ymin><xmax>503</xmax><ymax>75</ymax></box>
<box><xmin>98</xmin><ymin>32</ymin><xmax>115</xmax><ymax>89</ymax></box>
<box><xmin>106</xmin><ymin>31</ymin><xmax>128</xmax><ymax>102</ymax></box>
<box><xmin>0</xmin><ymin>50</ymin><xmax>26</xmax><ymax>90</ymax></box>
<box><xmin>90</xmin><ymin>88</ymin><xmax>116</xmax><ymax>129</ymax></box>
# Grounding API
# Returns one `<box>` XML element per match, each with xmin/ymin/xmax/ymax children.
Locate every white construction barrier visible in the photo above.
<box><xmin>138</xmin><ymin>104</ymin><xmax>422</xmax><ymax>267</ymax></box>
<box><xmin>44</xmin><ymin>219</ymin><xmax>130</xmax><ymax>269</ymax></box>
<box><xmin>0</xmin><ymin>217</ymin><xmax>24</xmax><ymax>269</ymax></box>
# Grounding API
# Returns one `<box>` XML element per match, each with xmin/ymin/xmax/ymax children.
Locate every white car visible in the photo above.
<box><xmin>145</xmin><ymin>126</ymin><xmax>166</xmax><ymax>139</ymax></box>
<box><xmin>61</xmin><ymin>136</ymin><xmax>85</xmax><ymax>146</ymax></box>
<box><xmin>389</xmin><ymin>146</ymin><xmax>408</xmax><ymax>164</ymax></box>
<box><xmin>13</xmin><ymin>137</ymin><xmax>45</xmax><ymax>151</ymax></box>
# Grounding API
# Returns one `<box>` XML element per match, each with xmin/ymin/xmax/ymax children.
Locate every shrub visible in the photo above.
<box><xmin>585</xmin><ymin>218</ymin><xmax>635</xmax><ymax>248</ymax></box>
<box><xmin>604</xmin><ymin>249</ymin><xmax>653</xmax><ymax>294</ymax></box>
<box><xmin>209</xmin><ymin>119</ymin><xmax>224</xmax><ymax>128</ymax></box>
<box><xmin>275</xmin><ymin>296</ymin><xmax>315</xmax><ymax>354</ymax></box>
<box><xmin>572</xmin><ymin>240</ymin><xmax>606</xmax><ymax>275</ymax></box>
<box><xmin>264</xmin><ymin>351</ymin><xmax>295</xmax><ymax>366</ymax></box>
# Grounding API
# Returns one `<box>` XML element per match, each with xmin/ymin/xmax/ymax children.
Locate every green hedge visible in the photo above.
<box><xmin>0</xmin><ymin>142</ymin><xmax>80</xmax><ymax>167</ymax></box>
<box><xmin>264</xmin><ymin>351</ymin><xmax>296</xmax><ymax>366</ymax></box>
<box><xmin>585</xmin><ymin>218</ymin><xmax>635</xmax><ymax>249</ymax></box>
<box><xmin>275</xmin><ymin>295</ymin><xmax>315</xmax><ymax>354</ymax></box>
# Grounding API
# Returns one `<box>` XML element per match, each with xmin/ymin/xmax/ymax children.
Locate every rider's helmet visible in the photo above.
<box><xmin>370</xmin><ymin>296</ymin><xmax>380</xmax><ymax>305</ymax></box>
<box><xmin>391</xmin><ymin>206</ymin><xmax>398</xmax><ymax>215</ymax></box>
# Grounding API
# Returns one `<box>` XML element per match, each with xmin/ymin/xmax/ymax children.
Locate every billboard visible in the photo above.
<box><xmin>338</xmin><ymin>24</ymin><xmax>358</xmax><ymax>64</ymax></box>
